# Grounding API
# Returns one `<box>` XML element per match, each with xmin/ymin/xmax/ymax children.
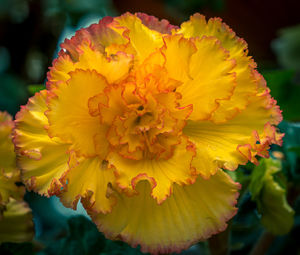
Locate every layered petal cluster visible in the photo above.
<box><xmin>13</xmin><ymin>13</ymin><xmax>283</xmax><ymax>254</ymax></box>
<box><xmin>0</xmin><ymin>112</ymin><xmax>34</xmax><ymax>243</ymax></box>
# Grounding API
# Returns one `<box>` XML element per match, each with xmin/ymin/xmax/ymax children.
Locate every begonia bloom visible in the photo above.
<box><xmin>13</xmin><ymin>13</ymin><xmax>283</xmax><ymax>254</ymax></box>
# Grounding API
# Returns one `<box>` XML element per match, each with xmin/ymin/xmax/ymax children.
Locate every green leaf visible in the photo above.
<box><xmin>257</xmin><ymin>174</ymin><xmax>294</xmax><ymax>235</ymax></box>
<box><xmin>249</xmin><ymin>158</ymin><xmax>294</xmax><ymax>235</ymax></box>
<box><xmin>27</xmin><ymin>84</ymin><xmax>45</xmax><ymax>95</ymax></box>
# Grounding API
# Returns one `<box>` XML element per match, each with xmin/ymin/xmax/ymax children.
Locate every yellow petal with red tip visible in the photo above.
<box><xmin>47</xmin><ymin>70</ymin><xmax>109</xmax><ymax>157</ymax></box>
<box><xmin>0</xmin><ymin>198</ymin><xmax>34</xmax><ymax>244</ymax></box>
<box><xmin>14</xmin><ymin>90</ymin><xmax>70</xmax><ymax>196</ymax></box>
<box><xmin>184</xmin><ymin>92</ymin><xmax>283</xmax><ymax>178</ymax></box>
<box><xmin>177</xmin><ymin>36</ymin><xmax>237</xmax><ymax>120</ymax></box>
<box><xmin>136</xmin><ymin>13</ymin><xmax>177</xmax><ymax>34</ymax></box>
<box><xmin>74</xmin><ymin>42</ymin><xmax>133</xmax><ymax>84</ymax></box>
<box><xmin>48</xmin><ymin>41</ymin><xmax>133</xmax><ymax>89</ymax></box>
<box><xmin>109</xmin><ymin>137</ymin><xmax>196</xmax><ymax>204</ymax></box>
<box><xmin>59</xmin><ymin>157</ymin><xmax>116</xmax><ymax>214</ymax></box>
<box><xmin>210</xmin><ymin>57</ymin><xmax>258</xmax><ymax>123</ymax></box>
<box><xmin>177</xmin><ymin>13</ymin><xmax>247</xmax><ymax>58</ymax></box>
<box><xmin>111</xmin><ymin>13</ymin><xmax>164</xmax><ymax>63</ymax></box>
<box><xmin>60</xmin><ymin>16</ymin><xmax>127</xmax><ymax>60</ymax></box>
<box><xmin>0</xmin><ymin>112</ymin><xmax>17</xmax><ymax>176</ymax></box>
<box><xmin>90</xmin><ymin>170</ymin><xmax>239</xmax><ymax>254</ymax></box>
<box><xmin>177</xmin><ymin>14</ymin><xmax>258</xmax><ymax>122</ymax></box>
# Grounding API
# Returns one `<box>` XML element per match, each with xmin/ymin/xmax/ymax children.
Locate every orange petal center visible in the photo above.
<box><xmin>88</xmin><ymin>66</ymin><xmax>192</xmax><ymax>160</ymax></box>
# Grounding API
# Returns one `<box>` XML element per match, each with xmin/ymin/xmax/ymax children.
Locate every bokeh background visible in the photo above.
<box><xmin>0</xmin><ymin>0</ymin><xmax>299</xmax><ymax>254</ymax></box>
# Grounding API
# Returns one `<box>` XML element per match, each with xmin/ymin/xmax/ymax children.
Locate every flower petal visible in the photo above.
<box><xmin>109</xmin><ymin>137</ymin><xmax>196</xmax><ymax>204</ymax></box>
<box><xmin>161</xmin><ymin>34</ymin><xmax>237</xmax><ymax>120</ymax></box>
<box><xmin>110</xmin><ymin>13</ymin><xmax>164</xmax><ymax>63</ymax></box>
<box><xmin>47</xmin><ymin>41</ymin><xmax>133</xmax><ymax>89</ymax></box>
<box><xmin>136</xmin><ymin>13</ymin><xmax>178</xmax><ymax>34</ymax></box>
<box><xmin>176</xmin><ymin>36</ymin><xmax>237</xmax><ymax>120</ymax></box>
<box><xmin>60</xmin><ymin>16</ymin><xmax>126</xmax><ymax>61</ymax></box>
<box><xmin>89</xmin><ymin>170</ymin><xmax>239</xmax><ymax>254</ymax></box>
<box><xmin>0</xmin><ymin>198</ymin><xmax>34</xmax><ymax>243</ymax></box>
<box><xmin>0</xmin><ymin>112</ymin><xmax>17</xmax><ymax>176</ymax></box>
<box><xmin>0</xmin><ymin>173</ymin><xmax>24</xmax><ymax>209</ymax></box>
<box><xmin>46</xmin><ymin>69</ymin><xmax>109</xmax><ymax>157</ymax></box>
<box><xmin>59</xmin><ymin>157</ymin><xmax>116</xmax><ymax>214</ymax></box>
<box><xmin>14</xmin><ymin>90</ymin><xmax>70</xmax><ymax>196</ymax></box>
<box><xmin>184</xmin><ymin>91</ymin><xmax>283</xmax><ymax>178</ymax></box>
<box><xmin>176</xmin><ymin>14</ymin><xmax>259</xmax><ymax>122</ymax></box>
<box><xmin>177</xmin><ymin>13</ymin><xmax>247</xmax><ymax>58</ymax></box>
<box><xmin>161</xmin><ymin>35</ymin><xmax>196</xmax><ymax>82</ymax></box>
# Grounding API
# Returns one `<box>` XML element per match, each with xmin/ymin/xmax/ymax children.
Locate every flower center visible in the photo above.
<box><xmin>88</xmin><ymin>67</ymin><xmax>192</xmax><ymax>160</ymax></box>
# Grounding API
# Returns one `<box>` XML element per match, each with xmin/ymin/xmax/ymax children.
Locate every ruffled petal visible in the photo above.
<box><xmin>0</xmin><ymin>112</ymin><xmax>17</xmax><ymax>176</ymax></box>
<box><xmin>177</xmin><ymin>13</ymin><xmax>247</xmax><ymax>58</ymax></box>
<box><xmin>60</xmin><ymin>16</ymin><xmax>127</xmax><ymax>61</ymax></box>
<box><xmin>0</xmin><ymin>198</ymin><xmax>34</xmax><ymax>243</ymax></box>
<box><xmin>47</xmin><ymin>40</ymin><xmax>133</xmax><ymax>89</ymax></box>
<box><xmin>184</xmin><ymin>91</ymin><xmax>283</xmax><ymax>178</ymax></box>
<box><xmin>0</xmin><ymin>112</ymin><xmax>23</xmax><ymax>207</ymax></box>
<box><xmin>89</xmin><ymin>170</ymin><xmax>239</xmax><ymax>254</ymax></box>
<box><xmin>59</xmin><ymin>157</ymin><xmax>116</xmax><ymax>214</ymax></box>
<box><xmin>110</xmin><ymin>13</ymin><xmax>165</xmax><ymax>63</ymax></box>
<box><xmin>14</xmin><ymin>91</ymin><xmax>70</xmax><ymax>196</ymax></box>
<box><xmin>109</xmin><ymin>137</ymin><xmax>196</xmax><ymax>204</ymax></box>
<box><xmin>176</xmin><ymin>13</ymin><xmax>259</xmax><ymax>123</ymax></box>
<box><xmin>161</xmin><ymin>34</ymin><xmax>196</xmax><ymax>82</ymax></box>
<box><xmin>175</xmin><ymin>36</ymin><xmax>237</xmax><ymax>120</ymax></box>
<box><xmin>46</xmin><ymin>69</ymin><xmax>109</xmax><ymax>157</ymax></box>
<box><xmin>136</xmin><ymin>13</ymin><xmax>178</xmax><ymax>34</ymax></box>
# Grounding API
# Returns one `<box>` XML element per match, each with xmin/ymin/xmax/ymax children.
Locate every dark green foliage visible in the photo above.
<box><xmin>0</xmin><ymin>74</ymin><xmax>27</xmax><ymax>115</ymax></box>
<box><xmin>0</xmin><ymin>242</ymin><xmax>35</xmax><ymax>255</ymax></box>
<box><xmin>28</xmin><ymin>85</ymin><xmax>45</xmax><ymax>95</ymax></box>
<box><xmin>43</xmin><ymin>216</ymin><xmax>145</xmax><ymax>255</ymax></box>
<box><xmin>272</xmin><ymin>25</ymin><xmax>300</xmax><ymax>70</ymax></box>
<box><xmin>279</xmin><ymin>122</ymin><xmax>300</xmax><ymax>182</ymax></box>
<box><xmin>263</xmin><ymin>70</ymin><xmax>300</xmax><ymax>121</ymax></box>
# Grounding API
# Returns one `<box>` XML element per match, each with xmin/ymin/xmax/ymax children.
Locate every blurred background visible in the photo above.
<box><xmin>0</xmin><ymin>0</ymin><xmax>299</xmax><ymax>254</ymax></box>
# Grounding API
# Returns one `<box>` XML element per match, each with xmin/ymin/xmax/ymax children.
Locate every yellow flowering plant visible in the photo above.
<box><xmin>0</xmin><ymin>112</ymin><xmax>34</xmax><ymax>244</ymax></box>
<box><xmin>13</xmin><ymin>13</ymin><xmax>283</xmax><ymax>254</ymax></box>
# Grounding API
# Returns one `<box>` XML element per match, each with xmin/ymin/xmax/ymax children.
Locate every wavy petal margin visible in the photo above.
<box><xmin>59</xmin><ymin>156</ymin><xmax>116</xmax><ymax>214</ymax></box>
<box><xmin>184</xmin><ymin>91</ymin><xmax>283</xmax><ymax>178</ymax></box>
<box><xmin>0</xmin><ymin>112</ymin><xmax>17</xmax><ymax>176</ymax></box>
<box><xmin>90</xmin><ymin>170</ymin><xmax>239</xmax><ymax>254</ymax></box>
<box><xmin>0</xmin><ymin>111</ymin><xmax>24</xmax><ymax>209</ymax></box>
<box><xmin>46</xmin><ymin>69</ymin><xmax>109</xmax><ymax>157</ymax></box>
<box><xmin>14</xmin><ymin>90</ymin><xmax>70</xmax><ymax>196</ymax></box>
<box><xmin>109</xmin><ymin>136</ymin><xmax>196</xmax><ymax>204</ymax></box>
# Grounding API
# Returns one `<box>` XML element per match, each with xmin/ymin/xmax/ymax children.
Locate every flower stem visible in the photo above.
<box><xmin>208</xmin><ymin>225</ymin><xmax>231</xmax><ymax>255</ymax></box>
<box><xmin>249</xmin><ymin>231</ymin><xmax>275</xmax><ymax>255</ymax></box>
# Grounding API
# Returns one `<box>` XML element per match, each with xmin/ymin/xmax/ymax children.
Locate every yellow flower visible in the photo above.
<box><xmin>13</xmin><ymin>13</ymin><xmax>283</xmax><ymax>254</ymax></box>
<box><xmin>0</xmin><ymin>112</ymin><xmax>34</xmax><ymax>243</ymax></box>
